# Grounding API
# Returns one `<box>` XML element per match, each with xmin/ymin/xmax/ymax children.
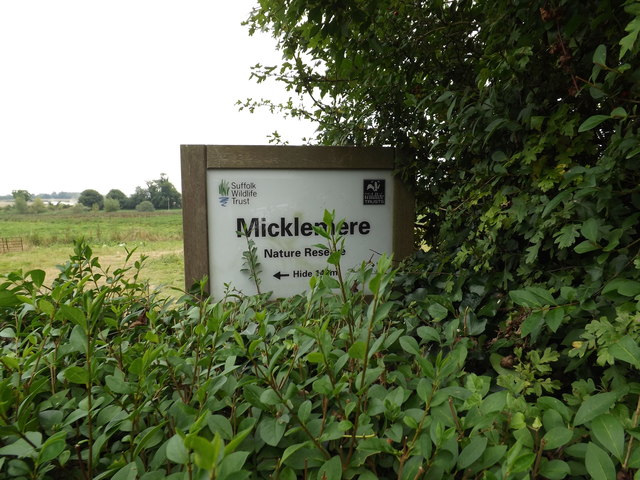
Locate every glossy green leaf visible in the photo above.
<box><xmin>538</xmin><ymin>459</ymin><xmax>570</xmax><ymax>479</ymax></box>
<box><xmin>37</xmin><ymin>432</ymin><xmax>67</xmax><ymax>465</ymax></box>
<box><xmin>545</xmin><ymin>307</ymin><xmax>564</xmax><ymax>332</ymax></box>
<box><xmin>581</xmin><ymin>218</ymin><xmax>600</xmax><ymax>243</ymax></box>
<box><xmin>260</xmin><ymin>388</ymin><xmax>281</xmax><ymax>406</ymax></box>
<box><xmin>609</xmin><ymin>336</ymin><xmax>640</xmax><ymax>368</ymax></box>
<box><xmin>27</xmin><ymin>269</ymin><xmax>46</xmax><ymax>288</ymax></box>
<box><xmin>619</xmin><ymin>17</ymin><xmax>640</xmax><ymax>60</ymax></box>
<box><xmin>610</xmin><ymin>106</ymin><xmax>628</xmax><ymax>118</ymax></box>
<box><xmin>0</xmin><ymin>290</ymin><xmax>20</xmax><ymax>307</ymax></box>
<box><xmin>520</xmin><ymin>310</ymin><xmax>544</xmax><ymax>338</ymax></box>
<box><xmin>509</xmin><ymin>286</ymin><xmax>554</xmax><ymax>308</ymax></box>
<box><xmin>218</xmin><ymin>451</ymin><xmax>250</xmax><ymax>479</ymax></box>
<box><xmin>458</xmin><ymin>436</ymin><xmax>488</xmax><ymax>469</ymax></box>
<box><xmin>574</xmin><ymin>240</ymin><xmax>600</xmax><ymax>253</ymax></box>
<box><xmin>188</xmin><ymin>435</ymin><xmax>216</xmax><ymax>471</ymax></box>
<box><xmin>60</xmin><ymin>304</ymin><xmax>87</xmax><ymax>330</ymax></box>
<box><xmin>591</xmin><ymin>414</ymin><xmax>625</xmax><ymax>462</ymax></box>
<box><xmin>399</xmin><ymin>335</ymin><xmax>420</xmax><ymax>355</ymax></box>
<box><xmin>63</xmin><ymin>366</ymin><xmax>89</xmax><ymax>385</ymax></box>
<box><xmin>258</xmin><ymin>416</ymin><xmax>285</xmax><ymax>446</ymax></box>
<box><xmin>317</xmin><ymin>455</ymin><xmax>342</xmax><ymax>480</ymax></box>
<box><xmin>542</xmin><ymin>426</ymin><xmax>573</xmax><ymax>450</ymax></box>
<box><xmin>348</xmin><ymin>341</ymin><xmax>367</xmax><ymax>360</ymax></box>
<box><xmin>427</xmin><ymin>302</ymin><xmax>448</xmax><ymax>321</ymax></box>
<box><xmin>593</xmin><ymin>44</ymin><xmax>607</xmax><ymax>65</ymax></box>
<box><xmin>574</xmin><ymin>392</ymin><xmax>617</xmax><ymax>426</ymax></box>
<box><xmin>224</xmin><ymin>421</ymin><xmax>255</xmax><ymax>456</ymax></box>
<box><xmin>585</xmin><ymin>442</ymin><xmax>616</xmax><ymax>480</ymax></box>
<box><xmin>281</xmin><ymin>442</ymin><xmax>310</xmax><ymax>464</ymax></box>
<box><xmin>112</xmin><ymin>462</ymin><xmax>138</xmax><ymax>480</ymax></box>
<box><xmin>0</xmin><ymin>437</ymin><xmax>38</xmax><ymax>458</ymax></box>
<box><xmin>510</xmin><ymin>452</ymin><xmax>536</xmax><ymax>473</ymax></box>
<box><xmin>602</xmin><ymin>278</ymin><xmax>640</xmax><ymax>297</ymax></box>
<box><xmin>166</xmin><ymin>434</ymin><xmax>189</xmax><ymax>465</ymax></box>
<box><xmin>578</xmin><ymin>115</ymin><xmax>610</xmax><ymax>132</ymax></box>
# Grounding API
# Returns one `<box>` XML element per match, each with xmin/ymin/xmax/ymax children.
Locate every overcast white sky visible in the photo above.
<box><xmin>0</xmin><ymin>1</ymin><xmax>316</xmax><ymax>196</ymax></box>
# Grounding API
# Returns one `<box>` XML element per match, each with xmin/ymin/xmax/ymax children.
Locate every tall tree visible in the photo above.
<box><xmin>247</xmin><ymin>0</ymin><xmax>640</xmax><ymax>369</ymax></box>
<box><xmin>78</xmin><ymin>189</ymin><xmax>104</xmax><ymax>210</ymax></box>
<box><xmin>11</xmin><ymin>190</ymin><xmax>32</xmax><ymax>202</ymax></box>
<box><xmin>247</xmin><ymin>0</ymin><xmax>640</xmax><ymax>275</ymax></box>
<box><xmin>146</xmin><ymin>173</ymin><xmax>182</xmax><ymax>210</ymax></box>
<box><xmin>126</xmin><ymin>186</ymin><xmax>151</xmax><ymax>210</ymax></box>
<box><xmin>105</xmin><ymin>189</ymin><xmax>128</xmax><ymax>204</ymax></box>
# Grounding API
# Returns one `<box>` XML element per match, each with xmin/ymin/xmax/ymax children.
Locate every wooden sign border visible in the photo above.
<box><xmin>180</xmin><ymin>145</ymin><xmax>414</xmax><ymax>292</ymax></box>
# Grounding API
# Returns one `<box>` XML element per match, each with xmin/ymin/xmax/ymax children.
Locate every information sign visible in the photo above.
<box><xmin>181</xmin><ymin>145</ymin><xmax>413</xmax><ymax>298</ymax></box>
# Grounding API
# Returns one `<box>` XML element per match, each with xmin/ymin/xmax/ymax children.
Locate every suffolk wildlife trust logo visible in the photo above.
<box><xmin>218</xmin><ymin>180</ymin><xmax>230</xmax><ymax>207</ymax></box>
<box><xmin>217</xmin><ymin>179</ymin><xmax>258</xmax><ymax>207</ymax></box>
<box><xmin>363</xmin><ymin>179</ymin><xmax>385</xmax><ymax>205</ymax></box>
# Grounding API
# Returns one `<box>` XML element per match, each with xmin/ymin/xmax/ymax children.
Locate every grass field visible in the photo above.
<box><xmin>0</xmin><ymin>209</ymin><xmax>185</xmax><ymax>293</ymax></box>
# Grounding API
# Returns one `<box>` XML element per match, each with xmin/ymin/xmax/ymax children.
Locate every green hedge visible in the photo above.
<box><xmin>0</xmin><ymin>238</ymin><xmax>639</xmax><ymax>480</ymax></box>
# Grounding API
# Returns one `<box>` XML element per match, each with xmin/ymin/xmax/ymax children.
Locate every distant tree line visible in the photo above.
<box><xmin>4</xmin><ymin>174</ymin><xmax>181</xmax><ymax>214</ymax></box>
<box><xmin>0</xmin><ymin>191</ymin><xmax>78</xmax><ymax>201</ymax></box>
<box><xmin>78</xmin><ymin>174</ymin><xmax>182</xmax><ymax>212</ymax></box>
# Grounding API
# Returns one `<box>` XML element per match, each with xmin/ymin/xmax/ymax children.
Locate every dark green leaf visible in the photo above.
<box><xmin>545</xmin><ymin>307</ymin><xmax>564</xmax><ymax>332</ymax></box>
<box><xmin>427</xmin><ymin>302</ymin><xmax>448</xmax><ymax>321</ymax></box>
<box><xmin>28</xmin><ymin>269</ymin><xmax>46</xmax><ymax>288</ymax></box>
<box><xmin>458</xmin><ymin>436</ymin><xmax>488</xmax><ymax>469</ymax></box>
<box><xmin>585</xmin><ymin>442</ymin><xmax>616</xmax><ymax>480</ymax></box>
<box><xmin>348</xmin><ymin>341</ymin><xmax>367</xmax><ymax>360</ymax></box>
<box><xmin>593</xmin><ymin>44</ymin><xmax>607</xmax><ymax>65</ymax></box>
<box><xmin>224</xmin><ymin>421</ymin><xmax>255</xmax><ymax>456</ymax></box>
<box><xmin>60</xmin><ymin>304</ymin><xmax>87</xmax><ymax>330</ymax></box>
<box><xmin>112</xmin><ymin>462</ymin><xmax>138</xmax><ymax>480</ymax></box>
<box><xmin>602</xmin><ymin>278</ymin><xmax>640</xmax><ymax>297</ymax></box>
<box><xmin>399</xmin><ymin>336</ymin><xmax>420</xmax><ymax>355</ymax></box>
<box><xmin>37</xmin><ymin>432</ymin><xmax>67</xmax><ymax>465</ymax></box>
<box><xmin>543</xmin><ymin>190</ymin><xmax>573</xmax><ymax>218</ymax></box>
<box><xmin>188</xmin><ymin>435</ymin><xmax>216</xmax><ymax>471</ymax></box>
<box><xmin>574</xmin><ymin>240</ymin><xmax>600</xmax><ymax>253</ymax></box>
<box><xmin>609</xmin><ymin>336</ymin><xmax>640</xmax><ymax>368</ymax></box>
<box><xmin>166</xmin><ymin>435</ymin><xmax>189</xmax><ymax>465</ymax></box>
<box><xmin>542</xmin><ymin>426</ymin><xmax>573</xmax><ymax>450</ymax></box>
<box><xmin>581</xmin><ymin>218</ymin><xmax>600</xmax><ymax>243</ymax></box>
<box><xmin>218</xmin><ymin>451</ymin><xmax>250</xmax><ymax>479</ymax></box>
<box><xmin>591</xmin><ymin>414</ymin><xmax>625</xmax><ymax>462</ymax></box>
<box><xmin>538</xmin><ymin>459</ymin><xmax>570</xmax><ymax>480</ymax></box>
<box><xmin>281</xmin><ymin>442</ymin><xmax>310</xmax><ymax>464</ymax></box>
<box><xmin>509</xmin><ymin>286</ymin><xmax>554</xmax><ymax>308</ymax></box>
<box><xmin>574</xmin><ymin>392</ymin><xmax>618</xmax><ymax>426</ymax></box>
<box><xmin>258</xmin><ymin>417</ymin><xmax>285</xmax><ymax>446</ymax></box>
<box><xmin>63</xmin><ymin>366</ymin><xmax>89</xmax><ymax>385</ymax></box>
<box><xmin>0</xmin><ymin>290</ymin><xmax>20</xmax><ymax>307</ymax></box>
<box><xmin>317</xmin><ymin>455</ymin><xmax>342</xmax><ymax>480</ymax></box>
<box><xmin>520</xmin><ymin>311</ymin><xmax>544</xmax><ymax>338</ymax></box>
<box><xmin>578</xmin><ymin>115</ymin><xmax>610</xmax><ymax>132</ymax></box>
<box><xmin>511</xmin><ymin>452</ymin><xmax>536</xmax><ymax>473</ymax></box>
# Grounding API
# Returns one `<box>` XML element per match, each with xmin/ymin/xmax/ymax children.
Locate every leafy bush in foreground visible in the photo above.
<box><xmin>0</xmin><ymin>237</ymin><xmax>639</xmax><ymax>480</ymax></box>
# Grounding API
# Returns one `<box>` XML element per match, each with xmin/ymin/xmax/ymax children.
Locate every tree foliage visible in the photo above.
<box><xmin>105</xmin><ymin>188</ymin><xmax>127</xmax><ymax>203</ymax></box>
<box><xmin>247</xmin><ymin>1</ymin><xmax>640</xmax><ymax>306</ymax></box>
<box><xmin>1</xmin><ymin>235</ymin><xmax>639</xmax><ymax>478</ymax></box>
<box><xmin>11</xmin><ymin>190</ymin><xmax>32</xmax><ymax>202</ymax></box>
<box><xmin>78</xmin><ymin>189</ymin><xmax>104</xmax><ymax>210</ymax></box>
<box><xmin>146</xmin><ymin>173</ymin><xmax>182</xmax><ymax>210</ymax></box>
<box><xmin>247</xmin><ymin>3</ymin><xmax>640</xmax><ymax>464</ymax></box>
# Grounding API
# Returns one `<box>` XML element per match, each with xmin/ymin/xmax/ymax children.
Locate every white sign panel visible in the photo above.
<box><xmin>207</xmin><ymin>169</ymin><xmax>394</xmax><ymax>298</ymax></box>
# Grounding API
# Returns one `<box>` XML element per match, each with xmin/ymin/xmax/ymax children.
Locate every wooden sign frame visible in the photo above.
<box><xmin>180</xmin><ymin>145</ymin><xmax>414</xmax><ymax>294</ymax></box>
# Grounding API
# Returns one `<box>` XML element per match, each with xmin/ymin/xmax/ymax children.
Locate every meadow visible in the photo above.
<box><xmin>0</xmin><ymin>209</ymin><xmax>185</xmax><ymax>292</ymax></box>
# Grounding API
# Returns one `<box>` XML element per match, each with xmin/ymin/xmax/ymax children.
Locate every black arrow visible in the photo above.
<box><xmin>273</xmin><ymin>272</ymin><xmax>290</xmax><ymax>280</ymax></box>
